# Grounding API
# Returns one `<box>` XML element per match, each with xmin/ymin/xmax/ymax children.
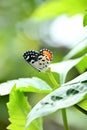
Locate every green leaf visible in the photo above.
<box><xmin>31</xmin><ymin>0</ymin><xmax>87</xmax><ymax>20</ymax></box>
<box><xmin>50</xmin><ymin>57</ymin><xmax>81</xmax><ymax>83</ymax></box>
<box><xmin>64</xmin><ymin>72</ymin><xmax>87</xmax><ymax>84</ymax></box>
<box><xmin>7</xmin><ymin>86</ymin><xmax>43</xmax><ymax>130</ymax></box>
<box><xmin>0</xmin><ymin>77</ymin><xmax>52</xmax><ymax>96</ymax></box>
<box><xmin>64</xmin><ymin>38</ymin><xmax>87</xmax><ymax>59</ymax></box>
<box><xmin>78</xmin><ymin>99</ymin><xmax>87</xmax><ymax>111</ymax></box>
<box><xmin>50</xmin><ymin>55</ymin><xmax>87</xmax><ymax>83</ymax></box>
<box><xmin>25</xmin><ymin>72</ymin><xmax>87</xmax><ymax>129</ymax></box>
<box><xmin>77</xmin><ymin>92</ymin><xmax>87</xmax><ymax>111</ymax></box>
<box><xmin>83</xmin><ymin>13</ymin><xmax>87</xmax><ymax>26</ymax></box>
<box><xmin>76</xmin><ymin>54</ymin><xmax>87</xmax><ymax>73</ymax></box>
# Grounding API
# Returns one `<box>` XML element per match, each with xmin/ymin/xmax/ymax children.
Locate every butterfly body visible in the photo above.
<box><xmin>23</xmin><ymin>49</ymin><xmax>53</xmax><ymax>72</ymax></box>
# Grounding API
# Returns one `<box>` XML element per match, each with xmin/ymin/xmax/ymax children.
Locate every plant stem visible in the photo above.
<box><xmin>47</xmin><ymin>68</ymin><xmax>69</xmax><ymax>130</ymax></box>
<box><xmin>46</xmin><ymin>68</ymin><xmax>59</xmax><ymax>89</ymax></box>
<box><xmin>60</xmin><ymin>75</ymin><xmax>69</xmax><ymax>130</ymax></box>
<box><xmin>62</xmin><ymin>109</ymin><xmax>69</xmax><ymax>130</ymax></box>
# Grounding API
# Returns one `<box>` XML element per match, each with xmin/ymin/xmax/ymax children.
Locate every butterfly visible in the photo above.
<box><xmin>23</xmin><ymin>49</ymin><xmax>53</xmax><ymax>72</ymax></box>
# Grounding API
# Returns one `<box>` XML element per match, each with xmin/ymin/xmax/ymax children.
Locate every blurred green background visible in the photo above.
<box><xmin>0</xmin><ymin>0</ymin><xmax>87</xmax><ymax>130</ymax></box>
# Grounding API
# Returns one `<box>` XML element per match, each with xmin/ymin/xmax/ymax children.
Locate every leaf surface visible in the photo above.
<box><xmin>31</xmin><ymin>0</ymin><xmax>87</xmax><ymax>20</ymax></box>
<box><xmin>25</xmin><ymin>72</ymin><xmax>87</xmax><ymax>129</ymax></box>
<box><xmin>83</xmin><ymin>13</ymin><xmax>87</xmax><ymax>26</ymax></box>
<box><xmin>0</xmin><ymin>77</ymin><xmax>52</xmax><ymax>96</ymax></box>
<box><xmin>7</xmin><ymin>86</ymin><xmax>43</xmax><ymax>130</ymax></box>
<box><xmin>50</xmin><ymin>57</ymin><xmax>81</xmax><ymax>83</ymax></box>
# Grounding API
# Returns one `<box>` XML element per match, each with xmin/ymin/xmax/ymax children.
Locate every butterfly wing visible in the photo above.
<box><xmin>23</xmin><ymin>49</ymin><xmax>53</xmax><ymax>72</ymax></box>
<box><xmin>37</xmin><ymin>55</ymin><xmax>50</xmax><ymax>71</ymax></box>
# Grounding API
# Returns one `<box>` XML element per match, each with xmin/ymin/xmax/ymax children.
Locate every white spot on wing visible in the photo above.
<box><xmin>26</xmin><ymin>56</ymin><xmax>30</xmax><ymax>60</ymax></box>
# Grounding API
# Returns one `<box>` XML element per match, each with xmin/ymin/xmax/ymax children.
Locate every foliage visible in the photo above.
<box><xmin>0</xmin><ymin>77</ymin><xmax>52</xmax><ymax>96</ymax></box>
<box><xmin>7</xmin><ymin>86</ymin><xmax>43</xmax><ymax>130</ymax></box>
<box><xmin>0</xmin><ymin>0</ymin><xmax>87</xmax><ymax>130</ymax></box>
<box><xmin>0</xmin><ymin>0</ymin><xmax>87</xmax><ymax>82</ymax></box>
<box><xmin>83</xmin><ymin>13</ymin><xmax>87</xmax><ymax>26</ymax></box>
<box><xmin>26</xmin><ymin>72</ymin><xmax>87</xmax><ymax>128</ymax></box>
<box><xmin>31</xmin><ymin>0</ymin><xmax>87</xmax><ymax>20</ymax></box>
<box><xmin>0</xmin><ymin>51</ymin><xmax>87</xmax><ymax>130</ymax></box>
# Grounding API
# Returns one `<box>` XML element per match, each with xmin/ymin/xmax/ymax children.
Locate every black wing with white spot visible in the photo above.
<box><xmin>23</xmin><ymin>50</ymin><xmax>39</xmax><ymax>62</ymax></box>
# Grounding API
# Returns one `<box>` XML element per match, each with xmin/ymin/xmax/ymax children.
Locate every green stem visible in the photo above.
<box><xmin>46</xmin><ymin>68</ymin><xmax>69</xmax><ymax>130</ymax></box>
<box><xmin>60</xmin><ymin>75</ymin><xmax>69</xmax><ymax>130</ymax></box>
<box><xmin>62</xmin><ymin>109</ymin><xmax>69</xmax><ymax>130</ymax></box>
<box><xmin>46</xmin><ymin>68</ymin><xmax>59</xmax><ymax>89</ymax></box>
